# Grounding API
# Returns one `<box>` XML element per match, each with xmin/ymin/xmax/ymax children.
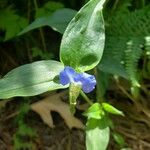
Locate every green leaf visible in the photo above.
<box><xmin>86</xmin><ymin>117</ymin><xmax>110</xmax><ymax>150</ymax></box>
<box><xmin>102</xmin><ymin>103</ymin><xmax>124</xmax><ymax>116</ymax></box>
<box><xmin>35</xmin><ymin>1</ymin><xmax>64</xmax><ymax>18</ymax></box>
<box><xmin>83</xmin><ymin>103</ymin><xmax>104</xmax><ymax>119</ymax></box>
<box><xmin>0</xmin><ymin>60</ymin><xmax>66</xmax><ymax>99</ymax></box>
<box><xmin>60</xmin><ymin>0</ymin><xmax>105</xmax><ymax>72</ymax></box>
<box><xmin>0</xmin><ymin>7</ymin><xmax>28</xmax><ymax>40</ymax></box>
<box><xmin>19</xmin><ymin>8</ymin><xmax>77</xmax><ymax>35</ymax></box>
<box><xmin>113</xmin><ymin>132</ymin><xmax>125</xmax><ymax>147</ymax></box>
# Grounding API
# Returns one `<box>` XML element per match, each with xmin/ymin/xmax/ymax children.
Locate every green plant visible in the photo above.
<box><xmin>0</xmin><ymin>0</ymin><xmax>150</xmax><ymax>149</ymax></box>
<box><xmin>13</xmin><ymin>102</ymin><xmax>37</xmax><ymax>150</ymax></box>
<box><xmin>0</xmin><ymin>0</ymin><xmax>116</xmax><ymax>149</ymax></box>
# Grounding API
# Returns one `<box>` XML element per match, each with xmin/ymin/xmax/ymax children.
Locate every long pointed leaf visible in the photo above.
<box><xmin>0</xmin><ymin>60</ymin><xmax>66</xmax><ymax>99</ymax></box>
<box><xmin>19</xmin><ymin>8</ymin><xmax>77</xmax><ymax>35</ymax></box>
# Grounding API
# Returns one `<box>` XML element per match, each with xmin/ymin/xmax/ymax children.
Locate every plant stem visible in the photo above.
<box><xmin>80</xmin><ymin>91</ymin><xmax>93</xmax><ymax>105</ymax></box>
<box><xmin>33</xmin><ymin>0</ymin><xmax>47</xmax><ymax>52</ymax></box>
<box><xmin>94</xmin><ymin>67</ymin><xmax>99</xmax><ymax>102</ymax></box>
<box><xmin>112</xmin><ymin>0</ymin><xmax>119</xmax><ymax>12</ymax></box>
<box><xmin>140</xmin><ymin>0</ymin><xmax>145</xmax><ymax>7</ymax></box>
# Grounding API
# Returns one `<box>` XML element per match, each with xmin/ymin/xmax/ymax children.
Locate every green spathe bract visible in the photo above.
<box><xmin>0</xmin><ymin>60</ymin><xmax>66</xmax><ymax>99</ymax></box>
<box><xmin>60</xmin><ymin>0</ymin><xmax>105</xmax><ymax>72</ymax></box>
<box><xmin>69</xmin><ymin>83</ymin><xmax>81</xmax><ymax>114</ymax></box>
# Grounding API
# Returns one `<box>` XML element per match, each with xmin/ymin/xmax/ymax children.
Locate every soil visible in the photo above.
<box><xmin>0</xmin><ymin>92</ymin><xmax>150</xmax><ymax>150</ymax></box>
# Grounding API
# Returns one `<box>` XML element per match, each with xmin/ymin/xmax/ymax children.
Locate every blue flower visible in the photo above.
<box><xmin>59</xmin><ymin>66</ymin><xmax>96</xmax><ymax>93</ymax></box>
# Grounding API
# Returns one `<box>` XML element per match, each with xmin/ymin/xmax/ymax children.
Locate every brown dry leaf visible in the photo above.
<box><xmin>31</xmin><ymin>92</ymin><xmax>84</xmax><ymax>129</ymax></box>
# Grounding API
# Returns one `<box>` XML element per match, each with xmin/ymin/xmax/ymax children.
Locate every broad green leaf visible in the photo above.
<box><xmin>86</xmin><ymin>117</ymin><xmax>110</xmax><ymax>150</ymax></box>
<box><xmin>0</xmin><ymin>60</ymin><xmax>66</xmax><ymax>99</ymax></box>
<box><xmin>19</xmin><ymin>8</ymin><xmax>77</xmax><ymax>35</ymax></box>
<box><xmin>60</xmin><ymin>0</ymin><xmax>105</xmax><ymax>72</ymax></box>
<box><xmin>83</xmin><ymin>103</ymin><xmax>104</xmax><ymax>119</ymax></box>
<box><xmin>86</xmin><ymin>127</ymin><xmax>109</xmax><ymax>150</ymax></box>
<box><xmin>102</xmin><ymin>103</ymin><xmax>124</xmax><ymax>116</ymax></box>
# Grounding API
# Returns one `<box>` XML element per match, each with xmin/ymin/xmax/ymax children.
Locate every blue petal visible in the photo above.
<box><xmin>60</xmin><ymin>67</ymin><xmax>96</xmax><ymax>93</ymax></box>
<box><xmin>59</xmin><ymin>66</ymin><xmax>76</xmax><ymax>85</ymax></box>
<box><xmin>75</xmin><ymin>73</ymin><xmax>96</xmax><ymax>93</ymax></box>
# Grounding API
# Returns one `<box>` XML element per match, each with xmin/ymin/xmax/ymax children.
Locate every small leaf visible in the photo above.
<box><xmin>83</xmin><ymin>103</ymin><xmax>104</xmax><ymax>119</ymax></box>
<box><xmin>102</xmin><ymin>103</ymin><xmax>124</xmax><ymax>116</ymax></box>
<box><xmin>0</xmin><ymin>7</ymin><xmax>28</xmax><ymax>40</ymax></box>
<box><xmin>35</xmin><ymin>1</ymin><xmax>64</xmax><ymax>18</ymax></box>
<box><xmin>19</xmin><ymin>8</ymin><xmax>77</xmax><ymax>35</ymax></box>
<box><xmin>60</xmin><ymin>0</ymin><xmax>105</xmax><ymax>72</ymax></box>
<box><xmin>86</xmin><ymin>116</ymin><xmax>110</xmax><ymax>150</ymax></box>
<box><xmin>0</xmin><ymin>60</ymin><xmax>66</xmax><ymax>99</ymax></box>
<box><xmin>113</xmin><ymin>132</ymin><xmax>125</xmax><ymax>147</ymax></box>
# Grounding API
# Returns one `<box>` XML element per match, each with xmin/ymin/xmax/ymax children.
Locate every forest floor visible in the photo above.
<box><xmin>0</xmin><ymin>90</ymin><xmax>150</xmax><ymax>150</ymax></box>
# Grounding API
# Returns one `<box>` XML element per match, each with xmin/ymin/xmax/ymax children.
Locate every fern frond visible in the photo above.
<box><xmin>99</xmin><ymin>4</ymin><xmax>150</xmax><ymax>98</ymax></box>
<box><xmin>145</xmin><ymin>36</ymin><xmax>150</xmax><ymax>59</ymax></box>
<box><xmin>100</xmin><ymin>5</ymin><xmax>150</xmax><ymax>81</ymax></box>
<box><xmin>107</xmin><ymin>6</ymin><xmax>150</xmax><ymax>37</ymax></box>
<box><xmin>124</xmin><ymin>39</ymin><xmax>142</xmax><ymax>87</ymax></box>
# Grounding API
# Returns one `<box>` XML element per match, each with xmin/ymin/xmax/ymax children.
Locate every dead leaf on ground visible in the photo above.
<box><xmin>31</xmin><ymin>92</ymin><xmax>84</xmax><ymax>129</ymax></box>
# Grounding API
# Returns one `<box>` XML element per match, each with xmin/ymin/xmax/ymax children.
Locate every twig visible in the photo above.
<box><xmin>140</xmin><ymin>140</ymin><xmax>150</xmax><ymax>148</ymax></box>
